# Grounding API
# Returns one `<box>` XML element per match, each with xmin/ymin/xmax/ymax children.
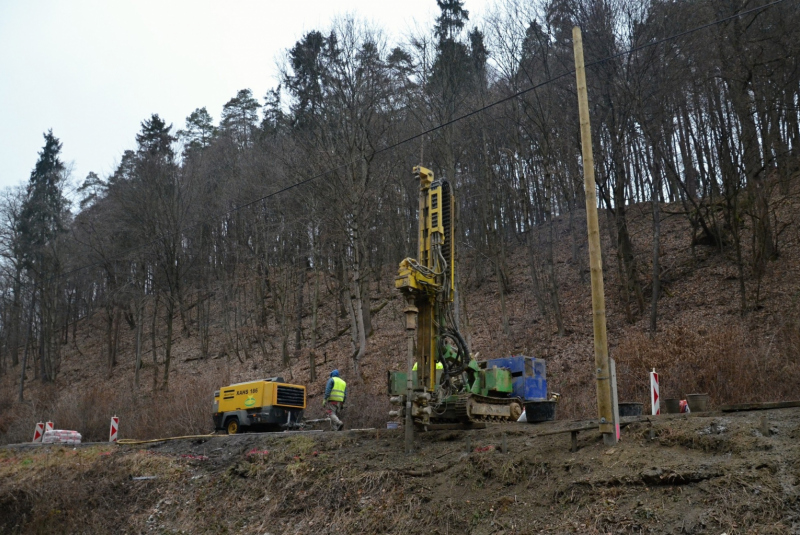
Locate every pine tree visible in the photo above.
<box><xmin>261</xmin><ymin>86</ymin><xmax>285</xmax><ymax>135</ymax></box>
<box><xmin>136</xmin><ymin>114</ymin><xmax>176</xmax><ymax>160</ymax></box>
<box><xmin>77</xmin><ymin>171</ymin><xmax>107</xmax><ymax>210</ymax></box>
<box><xmin>177</xmin><ymin>107</ymin><xmax>216</xmax><ymax>157</ymax></box>
<box><xmin>17</xmin><ymin>130</ymin><xmax>68</xmax><ymax>270</ymax></box>
<box><xmin>220</xmin><ymin>89</ymin><xmax>261</xmax><ymax>149</ymax></box>
<box><xmin>434</xmin><ymin>0</ymin><xmax>469</xmax><ymax>43</ymax></box>
<box><xmin>16</xmin><ymin>130</ymin><xmax>70</xmax><ymax>383</ymax></box>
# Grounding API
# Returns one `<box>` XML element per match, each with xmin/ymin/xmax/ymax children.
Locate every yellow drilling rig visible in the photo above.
<box><xmin>389</xmin><ymin>167</ymin><xmax>551</xmax><ymax>430</ymax></box>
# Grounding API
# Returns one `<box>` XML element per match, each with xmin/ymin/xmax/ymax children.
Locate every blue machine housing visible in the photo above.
<box><xmin>484</xmin><ymin>355</ymin><xmax>547</xmax><ymax>401</ymax></box>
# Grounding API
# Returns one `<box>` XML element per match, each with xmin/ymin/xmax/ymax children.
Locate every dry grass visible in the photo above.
<box><xmin>0</xmin><ymin>446</ymin><xmax>184</xmax><ymax>534</ymax></box>
<box><xmin>549</xmin><ymin>319</ymin><xmax>800</xmax><ymax>420</ymax></box>
<box><xmin>0</xmin><ymin>370</ymin><xmax>392</xmax><ymax>444</ymax></box>
<box><xmin>614</xmin><ymin>322</ymin><xmax>800</xmax><ymax>411</ymax></box>
<box><xmin>0</xmin><ymin>375</ymin><xmax>217</xmax><ymax>444</ymax></box>
<box><xmin>343</xmin><ymin>387</ymin><xmax>391</xmax><ymax>429</ymax></box>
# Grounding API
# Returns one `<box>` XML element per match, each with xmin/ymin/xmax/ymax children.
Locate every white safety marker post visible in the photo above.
<box><xmin>109</xmin><ymin>415</ymin><xmax>119</xmax><ymax>443</ymax></box>
<box><xmin>650</xmin><ymin>369</ymin><xmax>660</xmax><ymax>415</ymax></box>
<box><xmin>45</xmin><ymin>421</ymin><xmax>54</xmax><ymax>433</ymax></box>
<box><xmin>610</xmin><ymin>358</ymin><xmax>620</xmax><ymax>441</ymax></box>
<box><xmin>32</xmin><ymin>422</ymin><xmax>44</xmax><ymax>442</ymax></box>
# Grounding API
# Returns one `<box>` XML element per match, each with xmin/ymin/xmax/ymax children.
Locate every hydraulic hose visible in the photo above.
<box><xmin>116</xmin><ymin>433</ymin><xmax>216</xmax><ymax>445</ymax></box>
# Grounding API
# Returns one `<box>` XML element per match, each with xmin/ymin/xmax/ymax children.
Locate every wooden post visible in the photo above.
<box><xmin>573</xmin><ymin>26</ymin><xmax>616</xmax><ymax>445</ymax></box>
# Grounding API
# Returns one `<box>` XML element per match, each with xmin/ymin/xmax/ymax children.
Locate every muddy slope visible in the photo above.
<box><xmin>2</xmin><ymin>407</ymin><xmax>799</xmax><ymax>534</ymax></box>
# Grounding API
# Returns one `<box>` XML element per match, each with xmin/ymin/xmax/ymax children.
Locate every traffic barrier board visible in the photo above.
<box><xmin>650</xmin><ymin>369</ymin><xmax>660</xmax><ymax>415</ymax></box>
<box><xmin>109</xmin><ymin>416</ymin><xmax>119</xmax><ymax>442</ymax></box>
<box><xmin>32</xmin><ymin>422</ymin><xmax>44</xmax><ymax>442</ymax></box>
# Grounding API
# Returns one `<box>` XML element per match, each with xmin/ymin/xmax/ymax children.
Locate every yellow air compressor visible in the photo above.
<box><xmin>213</xmin><ymin>377</ymin><xmax>306</xmax><ymax>434</ymax></box>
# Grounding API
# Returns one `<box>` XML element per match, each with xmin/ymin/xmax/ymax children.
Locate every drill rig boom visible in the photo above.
<box><xmin>395</xmin><ymin>166</ymin><xmax>458</xmax><ymax>395</ymax></box>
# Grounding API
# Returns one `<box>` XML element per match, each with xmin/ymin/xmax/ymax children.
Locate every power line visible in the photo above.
<box><xmin>48</xmin><ymin>0</ymin><xmax>790</xmax><ymax>285</ymax></box>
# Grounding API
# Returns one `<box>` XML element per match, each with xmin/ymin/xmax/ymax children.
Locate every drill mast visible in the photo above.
<box><xmin>395</xmin><ymin>166</ymin><xmax>466</xmax><ymax>425</ymax></box>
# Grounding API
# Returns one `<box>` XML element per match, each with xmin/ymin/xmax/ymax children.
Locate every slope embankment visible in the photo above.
<box><xmin>2</xmin><ymin>407</ymin><xmax>799</xmax><ymax>534</ymax></box>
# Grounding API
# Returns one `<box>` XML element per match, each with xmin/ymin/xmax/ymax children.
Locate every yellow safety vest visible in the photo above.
<box><xmin>329</xmin><ymin>377</ymin><xmax>346</xmax><ymax>402</ymax></box>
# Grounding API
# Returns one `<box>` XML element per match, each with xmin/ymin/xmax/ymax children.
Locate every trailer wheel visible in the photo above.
<box><xmin>226</xmin><ymin>417</ymin><xmax>240</xmax><ymax>435</ymax></box>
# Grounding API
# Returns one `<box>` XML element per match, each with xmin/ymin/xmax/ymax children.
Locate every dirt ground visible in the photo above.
<box><xmin>2</xmin><ymin>406</ymin><xmax>799</xmax><ymax>534</ymax></box>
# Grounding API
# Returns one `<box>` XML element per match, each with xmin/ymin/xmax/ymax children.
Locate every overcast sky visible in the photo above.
<box><xmin>0</xmin><ymin>0</ymin><xmax>487</xmax><ymax>196</ymax></box>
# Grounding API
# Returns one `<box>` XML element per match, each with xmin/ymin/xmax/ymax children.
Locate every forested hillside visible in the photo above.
<box><xmin>1</xmin><ymin>0</ymin><xmax>800</xmax><ymax>442</ymax></box>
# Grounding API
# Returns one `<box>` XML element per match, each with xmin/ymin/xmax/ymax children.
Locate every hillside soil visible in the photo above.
<box><xmin>2</xmin><ymin>407</ymin><xmax>800</xmax><ymax>534</ymax></box>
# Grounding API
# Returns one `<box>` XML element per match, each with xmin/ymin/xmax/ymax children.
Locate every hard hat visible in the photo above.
<box><xmin>330</xmin><ymin>369</ymin><xmax>340</xmax><ymax>377</ymax></box>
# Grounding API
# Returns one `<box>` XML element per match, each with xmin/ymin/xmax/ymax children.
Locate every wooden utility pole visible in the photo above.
<box><xmin>572</xmin><ymin>26</ymin><xmax>616</xmax><ymax>445</ymax></box>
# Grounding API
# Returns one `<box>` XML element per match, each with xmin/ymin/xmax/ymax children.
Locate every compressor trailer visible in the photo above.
<box><xmin>213</xmin><ymin>377</ymin><xmax>306</xmax><ymax>434</ymax></box>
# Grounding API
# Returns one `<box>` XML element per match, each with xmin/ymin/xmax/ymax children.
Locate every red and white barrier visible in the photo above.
<box><xmin>45</xmin><ymin>421</ymin><xmax>54</xmax><ymax>433</ymax></box>
<box><xmin>109</xmin><ymin>416</ymin><xmax>119</xmax><ymax>443</ymax></box>
<box><xmin>650</xmin><ymin>369</ymin><xmax>660</xmax><ymax>415</ymax></box>
<box><xmin>42</xmin><ymin>430</ymin><xmax>82</xmax><ymax>445</ymax></box>
<box><xmin>32</xmin><ymin>422</ymin><xmax>44</xmax><ymax>443</ymax></box>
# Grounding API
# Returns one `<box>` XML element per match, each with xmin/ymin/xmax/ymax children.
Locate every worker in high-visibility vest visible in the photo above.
<box><xmin>323</xmin><ymin>369</ymin><xmax>347</xmax><ymax>431</ymax></box>
<box><xmin>412</xmin><ymin>342</ymin><xmax>456</xmax><ymax>371</ymax></box>
<box><xmin>412</xmin><ymin>361</ymin><xmax>444</xmax><ymax>371</ymax></box>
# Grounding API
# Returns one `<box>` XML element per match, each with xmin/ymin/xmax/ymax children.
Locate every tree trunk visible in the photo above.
<box><xmin>162</xmin><ymin>296</ymin><xmax>174</xmax><ymax>390</ymax></box>
<box><xmin>0</xmin><ymin>296</ymin><xmax>6</xmax><ymax>375</ymax></box>
<box><xmin>360</xmin><ymin>276</ymin><xmax>372</xmax><ymax>337</ymax></box>
<box><xmin>568</xmin><ymin>199</ymin><xmax>585</xmax><ymax>284</ymax></box>
<box><xmin>337</xmin><ymin>255</ymin><xmax>348</xmax><ymax>319</ymax></box>
<box><xmin>134</xmin><ymin>300</ymin><xmax>143</xmax><ymax>389</ymax></box>
<box><xmin>496</xmin><ymin>245</ymin><xmax>509</xmax><ymax>336</ymax></box>
<box><xmin>294</xmin><ymin>271</ymin><xmax>304</xmax><ymax>356</ymax></box>
<box><xmin>9</xmin><ymin>274</ymin><xmax>20</xmax><ymax>367</ymax></box>
<box><xmin>725</xmin><ymin>51</ymin><xmax>775</xmax><ymax>274</ymax></box>
<box><xmin>546</xmin><ymin>218</ymin><xmax>565</xmax><ymax>336</ymax></box>
<box><xmin>311</xmin><ymin>266</ymin><xmax>319</xmax><ymax>349</ymax></box>
<box><xmin>38</xmin><ymin>284</ymin><xmax>48</xmax><ymax>382</ymax></box>
<box><xmin>527</xmin><ymin>233</ymin><xmax>549</xmax><ymax>319</ymax></box>
<box><xmin>650</xmin><ymin>166</ymin><xmax>662</xmax><ymax>338</ymax></box>
<box><xmin>605</xmin><ymin>128</ymin><xmax>645</xmax><ymax>323</ymax></box>
<box><xmin>112</xmin><ymin>307</ymin><xmax>121</xmax><ymax>367</ymax></box>
<box><xmin>199</xmin><ymin>296</ymin><xmax>210</xmax><ymax>360</ymax></box>
<box><xmin>349</xmin><ymin>272</ymin><xmax>366</xmax><ymax>380</ymax></box>
<box><xmin>151</xmin><ymin>294</ymin><xmax>160</xmax><ymax>392</ymax></box>
<box><xmin>18</xmin><ymin>286</ymin><xmax>35</xmax><ymax>402</ymax></box>
<box><xmin>280</xmin><ymin>306</ymin><xmax>289</xmax><ymax>365</ymax></box>
<box><xmin>106</xmin><ymin>305</ymin><xmax>115</xmax><ymax>374</ymax></box>
<box><xmin>72</xmin><ymin>290</ymin><xmax>78</xmax><ymax>343</ymax></box>
<box><xmin>62</xmin><ymin>289</ymin><xmax>72</xmax><ymax>345</ymax></box>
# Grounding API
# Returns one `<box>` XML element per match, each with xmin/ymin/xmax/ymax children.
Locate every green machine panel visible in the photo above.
<box><xmin>472</xmin><ymin>367</ymin><xmax>513</xmax><ymax>396</ymax></box>
<box><xmin>388</xmin><ymin>370</ymin><xmax>445</xmax><ymax>395</ymax></box>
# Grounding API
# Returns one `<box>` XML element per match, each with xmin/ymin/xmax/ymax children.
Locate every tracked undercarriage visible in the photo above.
<box><xmin>388</xmin><ymin>366</ymin><xmax>532</xmax><ymax>429</ymax></box>
<box><xmin>409</xmin><ymin>393</ymin><xmax>523</xmax><ymax>424</ymax></box>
